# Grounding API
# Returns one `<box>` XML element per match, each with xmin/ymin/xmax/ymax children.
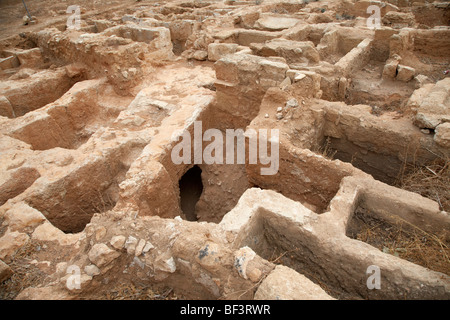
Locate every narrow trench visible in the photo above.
<box><xmin>237</xmin><ymin>206</ymin><xmax>445</xmax><ymax>300</ymax></box>
<box><xmin>1</xmin><ymin>67</ymin><xmax>84</xmax><ymax>118</ymax></box>
<box><xmin>24</xmin><ymin>148</ymin><xmax>142</xmax><ymax>233</ymax></box>
<box><xmin>179</xmin><ymin>165</ymin><xmax>204</xmax><ymax>222</ymax></box>
<box><xmin>319</xmin><ymin>134</ymin><xmax>443</xmax><ymax>189</ymax></box>
<box><xmin>258</xmin><ymin>219</ymin><xmax>349</xmax><ymax>299</ymax></box>
<box><xmin>346</xmin><ymin>203</ymin><xmax>450</xmax><ymax>276</ymax></box>
<box><xmin>321</xmin><ymin>136</ymin><xmax>404</xmax><ymax>185</ymax></box>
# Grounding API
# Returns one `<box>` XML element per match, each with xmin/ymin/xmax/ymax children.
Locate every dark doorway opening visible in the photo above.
<box><xmin>179</xmin><ymin>165</ymin><xmax>203</xmax><ymax>221</ymax></box>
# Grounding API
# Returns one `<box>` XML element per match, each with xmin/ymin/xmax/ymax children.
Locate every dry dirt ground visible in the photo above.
<box><xmin>0</xmin><ymin>0</ymin><xmax>449</xmax><ymax>300</ymax></box>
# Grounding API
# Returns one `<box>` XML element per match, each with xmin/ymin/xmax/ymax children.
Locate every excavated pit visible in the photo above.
<box><xmin>346</xmin><ymin>189</ymin><xmax>450</xmax><ymax>276</ymax></box>
<box><xmin>228</xmin><ymin>182</ymin><xmax>450</xmax><ymax>300</ymax></box>
<box><xmin>3</xmin><ymin>79</ymin><xmax>130</xmax><ymax>151</ymax></box>
<box><xmin>0</xmin><ymin>67</ymin><xmax>83</xmax><ymax>118</ymax></box>
<box><xmin>308</xmin><ymin>99</ymin><xmax>446</xmax><ymax>186</ymax></box>
<box><xmin>0</xmin><ymin>44</ymin><xmax>89</xmax><ymax>118</ymax></box>
<box><xmin>24</xmin><ymin>150</ymin><xmax>138</xmax><ymax>234</ymax></box>
<box><xmin>247</xmin><ymin>146</ymin><xmax>346</xmax><ymax>214</ymax></box>
<box><xmin>344</xmin><ymin>60</ymin><xmax>416</xmax><ymax>111</ymax></box>
<box><xmin>346</xmin><ymin>204</ymin><xmax>450</xmax><ymax>276</ymax></box>
<box><xmin>236</xmin><ymin>207</ymin><xmax>350</xmax><ymax>299</ymax></box>
<box><xmin>0</xmin><ymin>0</ymin><xmax>449</xmax><ymax>301</ymax></box>
<box><xmin>315</xmin><ymin>125</ymin><xmax>442</xmax><ymax>186</ymax></box>
<box><xmin>319</xmin><ymin>136</ymin><xmax>407</xmax><ymax>184</ymax></box>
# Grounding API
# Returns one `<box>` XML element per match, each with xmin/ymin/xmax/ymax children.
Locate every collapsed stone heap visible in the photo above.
<box><xmin>0</xmin><ymin>0</ymin><xmax>449</xmax><ymax>300</ymax></box>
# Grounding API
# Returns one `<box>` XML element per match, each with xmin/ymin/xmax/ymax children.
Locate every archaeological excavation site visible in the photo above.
<box><xmin>0</xmin><ymin>0</ymin><xmax>449</xmax><ymax>301</ymax></box>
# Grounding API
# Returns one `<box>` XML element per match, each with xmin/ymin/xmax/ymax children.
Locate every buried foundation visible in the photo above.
<box><xmin>0</xmin><ymin>0</ymin><xmax>449</xmax><ymax>301</ymax></box>
<box><xmin>16</xmin><ymin>132</ymin><xmax>146</xmax><ymax>233</ymax></box>
<box><xmin>0</xmin><ymin>44</ymin><xmax>88</xmax><ymax>118</ymax></box>
<box><xmin>0</xmin><ymin>67</ymin><xmax>83</xmax><ymax>118</ymax></box>
<box><xmin>220</xmin><ymin>183</ymin><xmax>450</xmax><ymax>300</ymax></box>
<box><xmin>1</xmin><ymin>79</ymin><xmax>128</xmax><ymax>151</ymax></box>
<box><xmin>306</xmin><ymin>100</ymin><xmax>448</xmax><ymax>186</ymax></box>
<box><xmin>346</xmin><ymin>203</ymin><xmax>450</xmax><ymax>276</ymax></box>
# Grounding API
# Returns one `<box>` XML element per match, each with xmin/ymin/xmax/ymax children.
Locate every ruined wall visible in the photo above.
<box><xmin>0</xmin><ymin>0</ymin><xmax>448</xmax><ymax>302</ymax></box>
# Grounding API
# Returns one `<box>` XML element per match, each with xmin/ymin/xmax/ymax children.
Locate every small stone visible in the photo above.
<box><xmin>294</xmin><ymin>73</ymin><xmax>306</xmax><ymax>81</ymax></box>
<box><xmin>0</xmin><ymin>259</ymin><xmax>13</xmax><ymax>282</ymax></box>
<box><xmin>276</xmin><ymin>112</ymin><xmax>283</xmax><ymax>120</ymax></box>
<box><xmin>154</xmin><ymin>254</ymin><xmax>176</xmax><ymax>273</ymax></box>
<box><xmin>65</xmin><ymin>63</ymin><xmax>85</xmax><ymax>78</ymax></box>
<box><xmin>277</xmin><ymin>107</ymin><xmax>283</xmax><ymax>112</ymax></box>
<box><xmin>286</xmin><ymin>98</ymin><xmax>299</xmax><ymax>108</ymax></box>
<box><xmin>396</xmin><ymin>65</ymin><xmax>415</xmax><ymax>82</ymax></box>
<box><xmin>264</xmin><ymin>113</ymin><xmax>269</xmax><ymax>118</ymax></box>
<box><xmin>420</xmin><ymin>128</ymin><xmax>430</xmax><ymax>134</ymax></box>
<box><xmin>128</xmin><ymin>67</ymin><xmax>137</xmax><ymax>76</ymax></box>
<box><xmin>0</xmin><ymin>230</ymin><xmax>29</xmax><ymax>260</ymax></box>
<box><xmin>279</xmin><ymin>76</ymin><xmax>291</xmax><ymax>89</ymax></box>
<box><xmin>84</xmin><ymin>264</ymin><xmax>100</xmax><ymax>276</ymax></box>
<box><xmin>124</xmin><ymin>236</ymin><xmax>138</xmax><ymax>255</ymax></box>
<box><xmin>55</xmin><ymin>262</ymin><xmax>68</xmax><ymax>275</ymax></box>
<box><xmin>23</xmin><ymin>15</ymin><xmax>31</xmax><ymax>25</ymax></box>
<box><xmin>110</xmin><ymin>235</ymin><xmax>126</xmax><ymax>250</ymax></box>
<box><xmin>134</xmin><ymin>239</ymin><xmax>146</xmax><ymax>257</ymax></box>
<box><xmin>88</xmin><ymin>243</ymin><xmax>120</xmax><ymax>268</ymax></box>
<box><xmin>413</xmin><ymin>74</ymin><xmax>432</xmax><ymax>89</ymax></box>
<box><xmin>434</xmin><ymin>122</ymin><xmax>450</xmax><ymax>148</ymax></box>
<box><xmin>382</xmin><ymin>59</ymin><xmax>399</xmax><ymax>80</ymax></box>
<box><xmin>247</xmin><ymin>268</ymin><xmax>262</xmax><ymax>282</ymax></box>
<box><xmin>234</xmin><ymin>247</ymin><xmax>256</xmax><ymax>280</ymax></box>
<box><xmin>192</xmin><ymin>50</ymin><xmax>208</xmax><ymax>61</ymax></box>
<box><xmin>143</xmin><ymin>241</ymin><xmax>154</xmax><ymax>253</ymax></box>
<box><xmin>95</xmin><ymin>226</ymin><xmax>107</xmax><ymax>241</ymax></box>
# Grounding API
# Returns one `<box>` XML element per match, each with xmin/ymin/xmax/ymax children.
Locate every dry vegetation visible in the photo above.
<box><xmin>313</xmin><ymin>136</ymin><xmax>338</xmax><ymax>160</ymax></box>
<box><xmin>349</xmin><ymin>207</ymin><xmax>450</xmax><ymax>276</ymax></box>
<box><xmin>101</xmin><ymin>282</ymin><xmax>180</xmax><ymax>300</ymax></box>
<box><xmin>397</xmin><ymin>157</ymin><xmax>450</xmax><ymax>212</ymax></box>
<box><xmin>0</xmin><ymin>240</ymin><xmax>51</xmax><ymax>300</ymax></box>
